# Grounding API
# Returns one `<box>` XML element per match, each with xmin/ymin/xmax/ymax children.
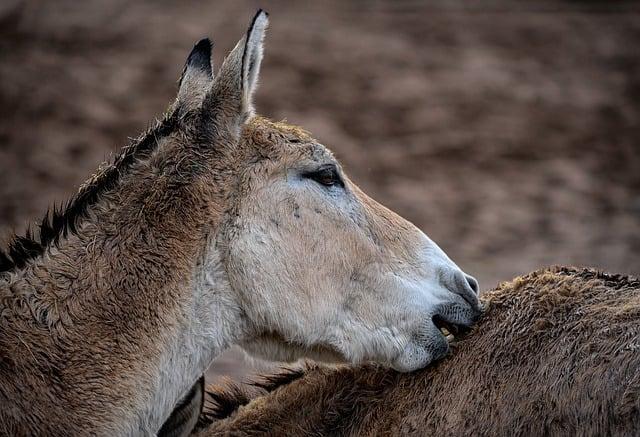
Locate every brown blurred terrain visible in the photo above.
<box><xmin>1</xmin><ymin>0</ymin><xmax>639</xmax><ymax>381</ymax></box>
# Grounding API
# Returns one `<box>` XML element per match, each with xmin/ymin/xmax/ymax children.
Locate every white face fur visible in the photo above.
<box><xmin>221</xmin><ymin>127</ymin><xmax>482</xmax><ymax>372</ymax></box>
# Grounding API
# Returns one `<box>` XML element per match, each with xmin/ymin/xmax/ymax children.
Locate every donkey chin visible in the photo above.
<box><xmin>232</xmin><ymin>231</ymin><xmax>483</xmax><ymax>374</ymax></box>
<box><xmin>240</xmin><ymin>289</ymin><xmax>483</xmax><ymax>374</ymax></box>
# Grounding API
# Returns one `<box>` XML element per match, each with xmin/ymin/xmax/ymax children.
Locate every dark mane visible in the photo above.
<box><xmin>0</xmin><ymin>109</ymin><xmax>180</xmax><ymax>274</ymax></box>
<box><xmin>196</xmin><ymin>366</ymin><xmax>310</xmax><ymax>430</ymax></box>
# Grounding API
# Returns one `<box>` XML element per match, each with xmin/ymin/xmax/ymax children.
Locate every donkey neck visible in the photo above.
<box><xmin>0</xmin><ymin>165</ymin><xmax>246</xmax><ymax>435</ymax></box>
<box><xmin>138</xmin><ymin>237</ymin><xmax>245</xmax><ymax>434</ymax></box>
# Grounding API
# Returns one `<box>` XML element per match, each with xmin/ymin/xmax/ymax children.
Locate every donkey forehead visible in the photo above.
<box><xmin>242</xmin><ymin>118</ymin><xmax>335</xmax><ymax>165</ymax></box>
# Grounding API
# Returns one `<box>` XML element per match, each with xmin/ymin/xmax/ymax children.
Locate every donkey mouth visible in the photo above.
<box><xmin>432</xmin><ymin>314</ymin><xmax>472</xmax><ymax>342</ymax></box>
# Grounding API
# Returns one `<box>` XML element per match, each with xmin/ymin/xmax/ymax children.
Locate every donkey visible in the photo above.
<box><xmin>0</xmin><ymin>10</ymin><xmax>482</xmax><ymax>435</ymax></box>
<box><xmin>195</xmin><ymin>267</ymin><xmax>640</xmax><ymax>436</ymax></box>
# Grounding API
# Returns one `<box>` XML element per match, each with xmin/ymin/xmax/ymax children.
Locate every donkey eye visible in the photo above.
<box><xmin>302</xmin><ymin>165</ymin><xmax>344</xmax><ymax>188</ymax></box>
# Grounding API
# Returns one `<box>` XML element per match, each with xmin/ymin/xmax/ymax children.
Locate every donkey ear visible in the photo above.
<box><xmin>241</xmin><ymin>9</ymin><xmax>268</xmax><ymax>110</ymax></box>
<box><xmin>212</xmin><ymin>10</ymin><xmax>268</xmax><ymax>120</ymax></box>
<box><xmin>177</xmin><ymin>38</ymin><xmax>214</xmax><ymax>110</ymax></box>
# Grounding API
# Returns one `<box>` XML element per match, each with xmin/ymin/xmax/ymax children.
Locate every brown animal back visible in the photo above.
<box><xmin>195</xmin><ymin>266</ymin><xmax>640</xmax><ymax>436</ymax></box>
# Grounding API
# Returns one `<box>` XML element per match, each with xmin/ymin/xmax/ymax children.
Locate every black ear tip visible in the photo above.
<box><xmin>251</xmin><ymin>9</ymin><xmax>269</xmax><ymax>26</ymax></box>
<box><xmin>186</xmin><ymin>38</ymin><xmax>213</xmax><ymax>74</ymax></box>
<box><xmin>194</xmin><ymin>38</ymin><xmax>212</xmax><ymax>52</ymax></box>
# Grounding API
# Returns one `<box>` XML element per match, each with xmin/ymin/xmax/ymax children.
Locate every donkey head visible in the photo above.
<box><xmin>177</xmin><ymin>11</ymin><xmax>481</xmax><ymax>373</ymax></box>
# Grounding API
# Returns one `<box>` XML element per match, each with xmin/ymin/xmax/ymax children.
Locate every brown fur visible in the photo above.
<box><xmin>0</xmin><ymin>125</ymin><xmax>215</xmax><ymax>434</ymax></box>
<box><xmin>196</xmin><ymin>266</ymin><xmax>640</xmax><ymax>436</ymax></box>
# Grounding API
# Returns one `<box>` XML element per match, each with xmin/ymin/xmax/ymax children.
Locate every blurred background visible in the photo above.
<box><xmin>1</xmin><ymin>0</ymin><xmax>639</xmax><ymax>382</ymax></box>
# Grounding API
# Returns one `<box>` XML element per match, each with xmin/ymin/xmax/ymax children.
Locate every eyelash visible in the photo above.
<box><xmin>302</xmin><ymin>166</ymin><xmax>344</xmax><ymax>188</ymax></box>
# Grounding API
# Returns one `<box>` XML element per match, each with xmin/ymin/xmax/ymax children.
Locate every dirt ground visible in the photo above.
<box><xmin>1</xmin><ymin>0</ymin><xmax>639</xmax><ymax>382</ymax></box>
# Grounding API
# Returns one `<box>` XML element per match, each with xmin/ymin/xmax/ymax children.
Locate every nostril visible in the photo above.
<box><xmin>443</xmin><ymin>270</ymin><xmax>481</xmax><ymax>309</ymax></box>
<box><xmin>465</xmin><ymin>274</ymin><xmax>479</xmax><ymax>295</ymax></box>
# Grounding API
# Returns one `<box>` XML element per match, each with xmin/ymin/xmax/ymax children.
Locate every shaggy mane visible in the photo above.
<box><xmin>196</xmin><ymin>365</ymin><xmax>312</xmax><ymax>430</ymax></box>
<box><xmin>559</xmin><ymin>265</ymin><xmax>640</xmax><ymax>289</ymax></box>
<box><xmin>0</xmin><ymin>109</ymin><xmax>180</xmax><ymax>274</ymax></box>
